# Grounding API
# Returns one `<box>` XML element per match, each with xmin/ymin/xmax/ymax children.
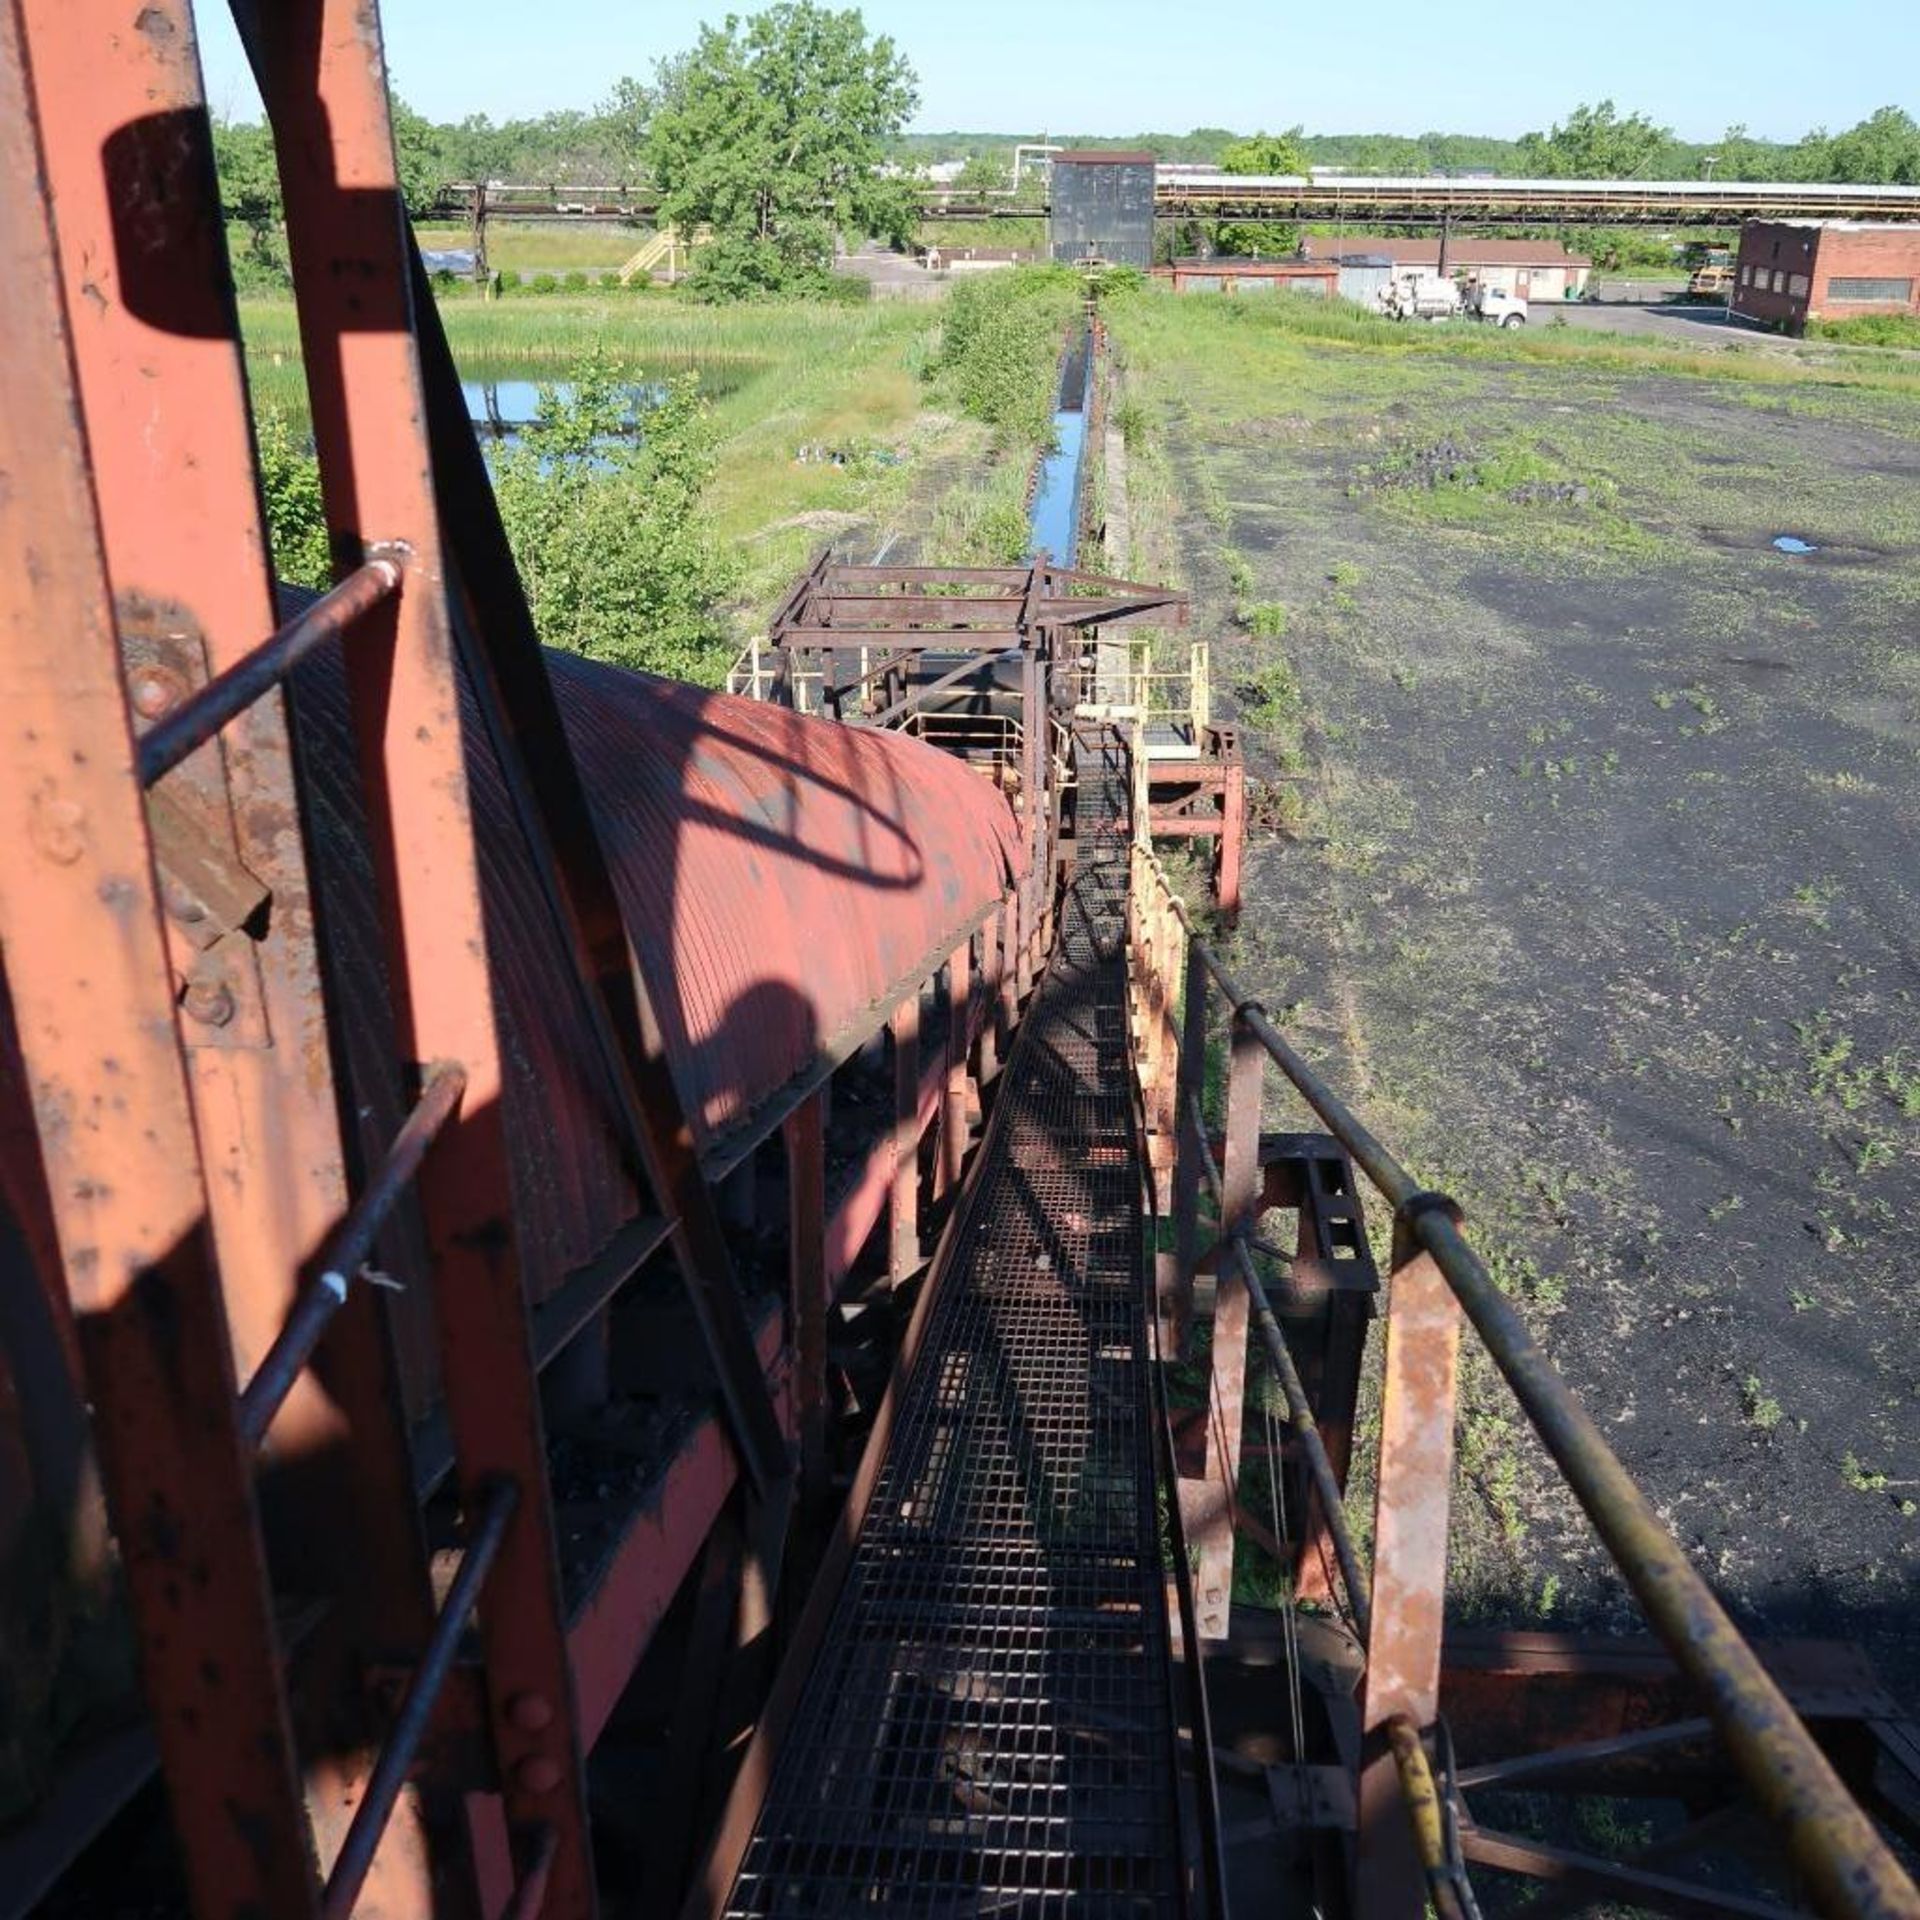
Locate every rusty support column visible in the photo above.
<box><xmin>1217</xmin><ymin>759</ymin><xmax>1245</xmax><ymax>919</ymax></box>
<box><xmin>889</xmin><ymin>993</ymin><xmax>921</xmax><ymax>1286</ymax></box>
<box><xmin>783</xmin><ymin>1095</ymin><xmax>828</xmax><ymax>1503</ymax></box>
<box><xmin>1020</xmin><ymin>647</ymin><xmax>1050</xmax><ymax>959</ymax></box>
<box><xmin>251</xmin><ymin>4</ymin><xmax>596</xmax><ymax>1905</ymax></box>
<box><xmin>1168</xmin><ymin>942</ymin><xmax>1211</xmax><ymax>1357</ymax></box>
<box><xmin>998</xmin><ymin>894</ymin><xmax>1021</xmax><ymax>1052</ymax></box>
<box><xmin>1183</xmin><ymin>1008</ymin><xmax>1262</xmax><ymax>1641</ymax></box>
<box><xmin>1153</xmin><ymin>892</ymin><xmax>1185</xmax><ymax>1202</ymax></box>
<box><xmin>1155</xmin><ymin>893</ymin><xmax>1182</xmax><ymax>1130</ymax></box>
<box><xmin>1358</xmin><ymin>1192</ymin><xmax>1466</xmax><ymax>1918</ymax></box>
<box><xmin>22</xmin><ymin>4</ymin><xmax>457</xmax><ymax>1901</ymax></box>
<box><xmin>942</xmin><ymin>941</ymin><xmax>973</xmax><ymax>1195</ymax></box>
<box><xmin>0</xmin><ymin>43</ymin><xmax>317</xmax><ymax>1911</ymax></box>
<box><xmin>977</xmin><ymin>918</ymin><xmax>1002</xmax><ymax>1085</ymax></box>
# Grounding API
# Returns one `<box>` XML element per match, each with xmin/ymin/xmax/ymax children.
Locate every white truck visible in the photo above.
<box><xmin>1467</xmin><ymin>284</ymin><xmax>1529</xmax><ymax>328</ymax></box>
<box><xmin>1375</xmin><ymin>271</ymin><xmax>1462</xmax><ymax>322</ymax></box>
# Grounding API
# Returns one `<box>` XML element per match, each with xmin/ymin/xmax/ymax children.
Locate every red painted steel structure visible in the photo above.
<box><xmin>5</xmin><ymin>2</ymin><xmax>1920</xmax><ymax>1915</ymax></box>
<box><xmin>0</xmin><ymin>2</ymin><xmax>1039</xmax><ymax>1913</ymax></box>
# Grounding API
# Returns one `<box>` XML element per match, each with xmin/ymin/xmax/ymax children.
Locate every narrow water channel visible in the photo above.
<box><xmin>1027</xmin><ymin>329</ymin><xmax>1092</xmax><ymax>565</ymax></box>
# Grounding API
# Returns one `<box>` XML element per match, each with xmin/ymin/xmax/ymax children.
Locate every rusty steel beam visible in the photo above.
<box><xmin>239</xmin><ymin>1062</ymin><xmax>467</xmax><ymax>1446</ymax></box>
<box><xmin>1182</xmin><ymin>1008</ymin><xmax>1262</xmax><ymax>1641</ymax></box>
<box><xmin>942</xmin><ymin>941</ymin><xmax>973</xmax><ymax>1195</ymax></box>
<box><xmin>823</xmin><ymin>1033</ymin><xmax>946</xmax><ymax>1289</ymax></box>
<box><xmin>566</xmin><ymin>1313</ymin><xmax>790</xmax><ymax>1755</ymax></box>
<box><xmin>889</xmin><ymin>993</ymin><xmax>923</xmax><ymax>1285</ymax></box>
<box><xmin>783</xmin><ymin>1095</ymin><xmax>828</xmax><ymax>1503</ymax></box>
<box><xmin>245</xmin><ymin>1</ymin><xmax>596</xmax><ymax>1906</ymax></box>
<box><xmin>867</xmin><ymin>647</ymin><xmax>1020</xmax><ymax>730</ymax></box>
<box><xmin>1217</xmin><ymin>760</ymin><xmax>1245</xmax><ymax>916</ymax></box>
<box><xmin>780</xmin><ymin>625</ymin><xmax>1029</xmax><ymax>650</ymax></box>
<box><xmin>25</xmin><ymin>3</ymin><xmax>475</xmax><ymax>1900</ymax></box>
<box><xmin>0</xmin><ymin>23</ymin><xmax>318</xmax><ymax>1912</ymax></box>
<box><xmin>1363</xmin><ymin>1204</ymin><xmax>1468</xmax><ymax>1920</ymax></box>
<box><xmin>321</xmin><ymin>1479</ymin><xmax>520</xmax><ymax>1920</ymax></box>
<box><xmin>1457</xmin><ymin>1825</ymin><xmax>1802</xmax><ymax>1920</ymax></box>
<box><xmin>1365</xmin><ymin>1197</ymin><xmax>1466</xmax><ymax>1727</ymax></box>
<box><xmin>1169</xmin><ymin>943</ymin><xmax>1209</xmax><ymax>1356</ymax></box>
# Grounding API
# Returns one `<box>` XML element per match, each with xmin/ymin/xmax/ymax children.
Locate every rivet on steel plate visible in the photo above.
<box><xmin>507</xmin><ymin>1692</ymin><xmax>554</xmax><ymax>1733</ymax></box>
<box><xmin>129</xmin><ymin>668</ymin><xmax>184</xmax><ymax>719</ymax></box>
<box><xmin>182</xmin><ymin>979</ymin><xmax>237</xmax><ymax>1027</ymax></box>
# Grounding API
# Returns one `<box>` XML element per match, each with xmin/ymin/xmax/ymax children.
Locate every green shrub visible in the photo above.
<box><xmin>255</xmin><ymin>410</ymin><xmax>331</xmax><ymax>590</ymax></box>
<box><xmin>563</xmin><ymin>270</ymin><xmax>590</xmax><ymax>291</ymax></box>
<box><xmin>497</xmin><ymin>269</ymin><xmax>521</xmax><ymax>290</ymax></box>
<box><xmin>529</xmin><ymin>272</ymin><xmax>558</xmax><ymax>295</ymax></box>
<box><xmin>488</xmin><ymin>347</ymin><xmax>738</xmax><ymax>683</ymax></box>
<box><xmin>1240</xmin><ymin>600</ymin><xmax>1288</xmax><ymax>638</ymax></box>
<box><xmin>1113</xmin><ymin>395</ymin><xmax>1149</xmax><ymax>453</ymax></box>
<box><xmin>1807</xmin><ymin>311</ymin><xmax>1920</xmax><ymax>348</ymax></box>
<box><xmin>932</xmin><ymin>266</ymin><xmax>1081</xmax><ymax>442</ymax></box>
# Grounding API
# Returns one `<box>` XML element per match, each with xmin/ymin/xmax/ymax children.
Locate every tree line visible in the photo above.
<box><xmin>211</xmin><ymin>0</ymin><xmax>1920</xmax><ymax>299</ymax></box>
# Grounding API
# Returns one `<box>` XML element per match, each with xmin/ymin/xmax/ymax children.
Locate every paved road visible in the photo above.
<box><xmin>1541</xmin><ymin>298</ymin><xmax>1776</xmax><ymax>349</ymax></box>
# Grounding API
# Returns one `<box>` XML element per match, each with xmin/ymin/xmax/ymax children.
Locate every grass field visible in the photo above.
<box><xmin>1105</xmin><ymin>286</ymin><xmax>1920</xmax><ymax>1689</ymax></box>
<box><xmin>413</xmin><ymin>219</ymin><xmax>650</xmax><ymax>273</ymax></box>
<box><xmin>916</xmin><ymin>215</ymin><xmax>1045</xmax><ymax>254</ymax></box>
<box><xmin>238</xmin><ymin>288</ymin><xmax>1041</xmax><ymax>632</ymax></box>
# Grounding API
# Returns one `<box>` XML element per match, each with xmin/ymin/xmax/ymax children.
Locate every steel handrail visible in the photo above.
<box><xmin>1181</xmin><ymin>1087</ymin><xmax>1372</xmax><ymax>1636</ymax></box>
<box><xmin>1133</xmin><ymin>848</ymin><xmax>1920</xmax><ymax>1920</ymax></box>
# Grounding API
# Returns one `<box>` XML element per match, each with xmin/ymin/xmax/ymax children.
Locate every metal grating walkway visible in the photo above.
<box><xmin>722</xmin><ymin>732</ymin><xmax>1186</xmax><ymax>1915</ymax></box>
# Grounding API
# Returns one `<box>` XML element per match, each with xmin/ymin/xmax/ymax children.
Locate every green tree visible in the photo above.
<box><xmin>1213</xmin><ymin>128</ymin><xmax>1309</xmax><ymax>257</ymax></box>
<box><xmin>1825</xmin><ymin>106</ymin><xmax>1920</xmax><ymax>183</ymax></box>
<box><xmin>211</xmin><ymin>117</ymin><xmax>287</xmax><ymax>286</ymax></box>
<box><xmin>489</xmin><ymin>349</ymin><xmax>739</xmax><ymax>682</ymax></box>
<box><xmin>1713</xmin><ymin>124</ymin><xmax>1768</xmax><ymax>179</ymax></box>
<box><xmin>953</xmin><ymin>149</ymin><xmax>1011</xmax><ymax>195</ymax></box>
<box><xmin>1516</xmin><ymin>101</ymin><xmax>1674</xmax><ymax>178</ymax></box>
<box><xmin>644</xmin><ymin>3</ymin><xmax>919</xmax><ymax>298</ymax></box>
<box><xmin>388</xmin><ymin>94</ymin><xmax>453</xmax><ymax>214</ymax></box>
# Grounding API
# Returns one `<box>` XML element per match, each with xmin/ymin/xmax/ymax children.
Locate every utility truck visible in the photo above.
<box><xmin>1375</xmin><ymin>270</ymin><xmax>1461</xmax><ymax>321</ymax></box>
<box><xmin>1467</xmin><ymin>284</ymin><xmax>1529</xmax><ymax>327</ymax></box>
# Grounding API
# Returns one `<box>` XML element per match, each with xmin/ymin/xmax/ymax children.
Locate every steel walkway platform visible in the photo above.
<box><xmin>718</xmin><ymin>733</ymin><xmax>1188</xmax><ymax>1915</ymax></box>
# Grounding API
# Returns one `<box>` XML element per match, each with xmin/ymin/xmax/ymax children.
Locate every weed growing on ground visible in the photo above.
<box><xmin>1235</xmin><ymin>660</ymin><xmax>1303</xmax><ymax>735</ymax></box>
<box><xmin>1740</xmin><ymin>1376</ymin><xmax>1785</xmax><ymax>1432</ymax></box>
<box><xmin>1842</xmin><ymin>1452</ymin><xmax>1889</xmax><ymax>1494</ymax></box>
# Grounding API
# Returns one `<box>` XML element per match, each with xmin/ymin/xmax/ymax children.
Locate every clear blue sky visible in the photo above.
<box><xmin>195</xmin><ymin>0</ymin><xmax>1914</xmax><ymax>143</ymax></box>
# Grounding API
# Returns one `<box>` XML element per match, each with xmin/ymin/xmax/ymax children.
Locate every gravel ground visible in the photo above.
<box><xmin>1109</xmin><ymin>293</ymin><xmax>1920</xmax><ymax>1703</ymax></box>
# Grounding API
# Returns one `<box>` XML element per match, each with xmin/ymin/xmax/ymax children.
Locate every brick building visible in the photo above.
<box><xmin>1732</xmin><ymin>220</ymin><xmax>1920</xmax><ymax>333</ymax></box>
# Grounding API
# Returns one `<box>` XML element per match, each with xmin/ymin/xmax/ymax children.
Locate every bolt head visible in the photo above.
<box><xmin>129</xmin><ymin>668</ymin><xmax>185</xmax><ymax>719</ymax></box>
<box><xmin>507</xmin><ymin>1691</ymin><xmax>554</xmax><ymax>1733</ymax></box>
<box><xmin>182</xmin><ymin>979</ymin><xmax>237</xmax><ymax>1027</ymax></box>
<box><xmin>514</xmin><ymin>1754</ymin><xmax>563</xmax><ymax>1796</ymax></box>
